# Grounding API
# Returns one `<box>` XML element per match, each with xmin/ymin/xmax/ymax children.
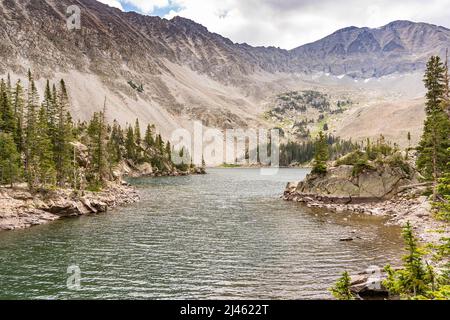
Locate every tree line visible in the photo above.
<box><xmin>280</xmin><ymin>134</ymin><xmax>358</xmax><ymax>167</ymax></box>
<box><xmin>0</xmin><ymin>71</ymin><xmax>177</xmax><ymax>191</ymax></box>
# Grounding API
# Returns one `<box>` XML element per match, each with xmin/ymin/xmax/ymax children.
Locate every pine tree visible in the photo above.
<box><xmin>312</xmin><ymin>131</ymin><xmax>329</xmax><ymax>175</ymax></box>
<box><xmin>12</xmin><ymin>80</ymin><xmax>25</xmax><ymax>153</ymax></box>
<box><xmin>107</xmin><ymin>120</ymin><xmax>124</xmax><ymax>165</ymax></box>
<box><xmin>134</xmin><ymin>119</ymin><xmax>142</xmax><ymax>163</ymax></box>
<box><xmin>156</xmin><ymin>134</ymin><xmax>164</xmax><ymax>152</ymax></box>
<box><xmin>402</xmin><ymin>222</ymin><xmax>427</xmax><ymax>295</ymax></box>
<box><xmin>24</xmin><ymin>71</ymin><xmax>40</xmax><ymax>189</ymax></box>
<box><xmin>436</xmin><ymin>147</ymin><xmax>450</xmax><ymax>221</ymax></box>
<box><xmin>87</xmin><ymin>106</ymin><xmax>109</xmax><ymax>188</ymax></box>
<box><xmin>53</xmin><ymin>79</ymin><xmax>73</xmax><ymax>186</ymax></box>
<box><xmin>383</xmin><ymin>222</ymin><xmax>433</xmax><ymax>298</ymax></box>
<box><xmin>134</xmin><ymin>119</ymin><xmax>141</xmax><ymax>146</ymax></box>
<box><xmin>0</xmin><ymin>132</ymin><xmax>21</xmax><ymax>187</ymax></box>
<box><xmin>125</xmin><ymin>125</ymin><xmax>136</xmax><ymax>161</ymax></box>
<box><xmin>144</xmin><ymin>124</ymin><xmax>155</xmax><ymax>150</ymax></box>
<box><xmin>444</xmin><ymin>49</ymin><xmax>450</xmax><ymax>115</ymax></box>
<box><xmin>424</xmin><ymin>56</ymin><xmax>446</xmax><ymax>114</ymax></box>
<box><xmin>165</xmin><ymin>141</ymin><xmax>172</xmax><ymax>162</ymax></box>
<box><xmin>6</xmin><ymin>73</ymin><xmax>12</xmax><ymax>103</ymax></box>
<box><xmin>330</xmin><ymin>271</ymin><xmax>355</xmax><ymax>300</ymax></box>
<box><xmin>417</xmin><ymin>56</ymin><xmax>450</xmax><ymax>197</ymax></box>
<box><xmin>0</xmin><ymin>78</ymin><xmax>15</xmax><ymax>134</ymax></box>
<box><xmin>43</xmin><ymin>80</ymin><xmax>55</xmax><ymax>130</ymax></box>
<box><xmin>36</xmin><ymin>106</ymin><xmax>56</xmax><ymax>187</ymax></box>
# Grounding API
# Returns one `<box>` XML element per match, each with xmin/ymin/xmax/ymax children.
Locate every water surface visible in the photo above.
<box><xmin>0</xmin><ymin>168</ymin><xmax>402</xmax><ymax>299</ymax></box>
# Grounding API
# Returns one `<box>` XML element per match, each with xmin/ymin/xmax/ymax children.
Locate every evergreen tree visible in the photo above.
<box><xmin>54</xmin><ymin>79</ymin><xmax>73</xmax><ymax>186</ymax></box>
<box><xmin>156</xmin><ymin>134</ymin><xmax>164</xmax><ymax>152</ymax></box>
<box><xmin>144</xmin><ymin>124</ymin><xmax>155</xmax><ymax>150</ymax></box>
<box><xmin>330</xmin><ymin>271</ymin><xmax>355</xmax><ymax>300</ymax></box>
<box><xmin>107</xmin><ymin>120</ymin><xmax>124</xmax><ymax>165</ymax></box>
<box><xmin>87</xmin><ymin>109</ymin><xmax>108</xmax><ymax>188</ymax></box>
<box><xmin>444</xmin><ymin>49</ymin><xmax>449</xmax><ymax>114</ymax></box>
<box><xmin>0</xmin><ymin>78</ymin><xmax>15</xmax><ymax>134</ymax></box>
<box><xmin>384</xmin><ymin>222</ymin><xmax>434</xmax><ymax>298</ymax></box>
<box><xmin>134</xmin><ymin>119</ymin><xmax>141</xmax><ymax>146</ymax></box>
<box><xmin>165</xmin><ymin>141</ymin><xmax>172</xmax><ymax>162</ymax></box>
<box><xmin>436</xmin><ymin>148</ymin><xmax>450</xmax><ymax>222</ymax></box>
<box><xmin>36</xmin><ymin>106</ymin><xmax>56</xmax><ymax>186</ymax></box>
<box><xmin>42</xmin><ymin>80</ymin><xmax>55</xmax><ymax>132</ymax></box>
<box><xmin>12</xmin><ymin>80</ymin><xmax>25</xmax><ymax>153</ymax></box>
<box><xmin>312</xmin><ymin>131</ymin><xmax>329</xmax><ymax>175</ymax></box>
<box><xmin>6</xmin><ymin>73</ymin><xmax>12</xmax><ymax>103</ymax></box>
<box><xmin>125</xmin><ymin>125</ymin><xmax>136</xmax><ymax>161</ymax></box>
<box><xmin>423</xmin><ymin>56</ymin><xmax>446</xmax><ymax>114</ymax></box>
<box><xmin>0</xmin><ymin>133</ymin><xmax>21</xmax><ymax>187</ymax></box>
<box><xmin>417</xmin><ymin>56</ymin><xmax>450</xmax><ymax>197</ymax></box>
<box><xmin>134</xmin><ymin>119</ymin><xmax>142</xmax><ymax>163</ymax></box>
<box><xmin>24</xmin><ymin>71</ymin><xmax>40</xmax><ymax>189</ymax></box>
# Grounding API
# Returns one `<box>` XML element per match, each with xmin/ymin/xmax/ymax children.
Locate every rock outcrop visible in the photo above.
<box><xmin>287</xmin><ymin>164</ymin><xmax>416</xmax><ymax>203</ymax></box>
<box><xmin>112</xmin><ymin>160</ymin><xmax>206</xmax><ymax>180</ymax></box>
<box><xmin>284</xmin><ymin>163</ymin><xmax>449</xmax><ymax>244</ymax></box>
<box><xmin>0</xmin><ymin>184</ymin><xmax>140</xmax><ymax>231</ymax></box>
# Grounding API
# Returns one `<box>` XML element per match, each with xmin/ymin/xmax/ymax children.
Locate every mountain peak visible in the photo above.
<box><xmin>385</xmin><ymin>20</ymin><xmax>416</xmax><ymax>28</ymax></box>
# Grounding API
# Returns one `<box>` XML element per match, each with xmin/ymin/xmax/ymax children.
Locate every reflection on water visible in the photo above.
<box><xmin>0</xmin><ymin>168</ymin><xmax>402</xmax><ymax>299</ymax></box>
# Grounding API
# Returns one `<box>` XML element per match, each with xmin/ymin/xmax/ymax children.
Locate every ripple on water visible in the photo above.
<box><xmin>0</xmin><ymin>169</ymin><xmax>403</xmax><ymax>299</ymax></box>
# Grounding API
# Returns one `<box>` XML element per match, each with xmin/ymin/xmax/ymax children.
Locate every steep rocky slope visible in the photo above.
<box><xmin>0</xmin><ymin>0</ymin><xmax>447</xmax><ymax>143</ymax></box>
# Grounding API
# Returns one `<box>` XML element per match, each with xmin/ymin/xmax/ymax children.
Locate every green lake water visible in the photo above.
<box><xmin>0</xmin><ymin>168</ymin><xmax>403</xmax><ymax>299</ymax></box>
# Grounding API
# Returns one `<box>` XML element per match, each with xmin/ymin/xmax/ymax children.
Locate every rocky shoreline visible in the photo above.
<box><xmin>0</xmin><ymin>183</ymin><xmax>140</xmax><ymax>231</ymax></box>
<box><xmin>283</xmin><ymin>165</ymin><xmax>450</xmax><ymax>299</ymax></box>
<box><xmin>283</xmin><ymin>182</ymin><xmax>449</xmax><ymax>245</ymax></box>
<box><xmin>0</xmin><ymin>165</ymin><xmax>207</xmax><ymax>232</ymax></box>
<box><xmin>283</xmin><ymin>164</ymin><xmax>450</xmax><ymax>244</ymax></box>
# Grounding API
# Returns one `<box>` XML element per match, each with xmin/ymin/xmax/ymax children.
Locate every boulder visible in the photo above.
<box><xmin>350</xmin><ymin>267</ymin><xmax>395</xmax><ymax>299</ymax></box>
<box><xmin>47</xmin><ymin>200</ymin><xmax>80</xmax><ymax>216</ymax></box>
<box><xmin>91</xmin><ymin>200</ymin><xmax>108</xmax><ymax>212</ymax></box>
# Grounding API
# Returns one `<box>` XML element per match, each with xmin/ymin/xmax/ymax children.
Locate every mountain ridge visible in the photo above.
<box><xmin>0</xmin><ymin>0</ymin><xmax>445</xmax><ymax>145</ymax></box>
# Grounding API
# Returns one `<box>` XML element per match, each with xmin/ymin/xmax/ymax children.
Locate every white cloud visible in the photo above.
<box><xmin>97</xmin><ymin>0</ymin><xmax>450</xmax><ymax>49</ymax></box>
<box><xmin>164</xmin><ymin>0</ymin><xmax>450</xmax><ymax>49</ymax></box>
<box><xmin>97</xmin><ymin>0</ymin><xmax>124</xmax><ymax>10</ymax></box>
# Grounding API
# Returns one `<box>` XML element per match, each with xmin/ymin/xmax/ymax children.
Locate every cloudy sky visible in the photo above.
<box><xmin>97</xmin><ymin>0</ymin><xmax>450</xmax><ymax>49</ymax></box>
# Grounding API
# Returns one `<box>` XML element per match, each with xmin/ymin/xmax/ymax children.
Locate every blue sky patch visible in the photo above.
<box><xmin>122</xmin><ymin>2</ymin><xmax>182</xmax><ymax>17</ymax></box>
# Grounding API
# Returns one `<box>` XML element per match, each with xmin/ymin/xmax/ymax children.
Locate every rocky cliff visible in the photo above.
<box><xmin>286</xmin><ymin>164</ymin><xmax>417</xmax><ymax>203</ymax></box>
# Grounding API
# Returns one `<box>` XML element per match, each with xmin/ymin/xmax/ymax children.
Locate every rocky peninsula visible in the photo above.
<box><xmin>0</xmin><ymin>182</ymin><xmax>140</xmax><ymax>231</ymax></box>
<box><xmin>0</xmin><ymin>160</ymin><xmax>206</xmax><ymax>232</ymax></box>
<box><xmin>283</xmin><ymin>162</ymin><xmax>450</xmax><ymax>244</ymax></box>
